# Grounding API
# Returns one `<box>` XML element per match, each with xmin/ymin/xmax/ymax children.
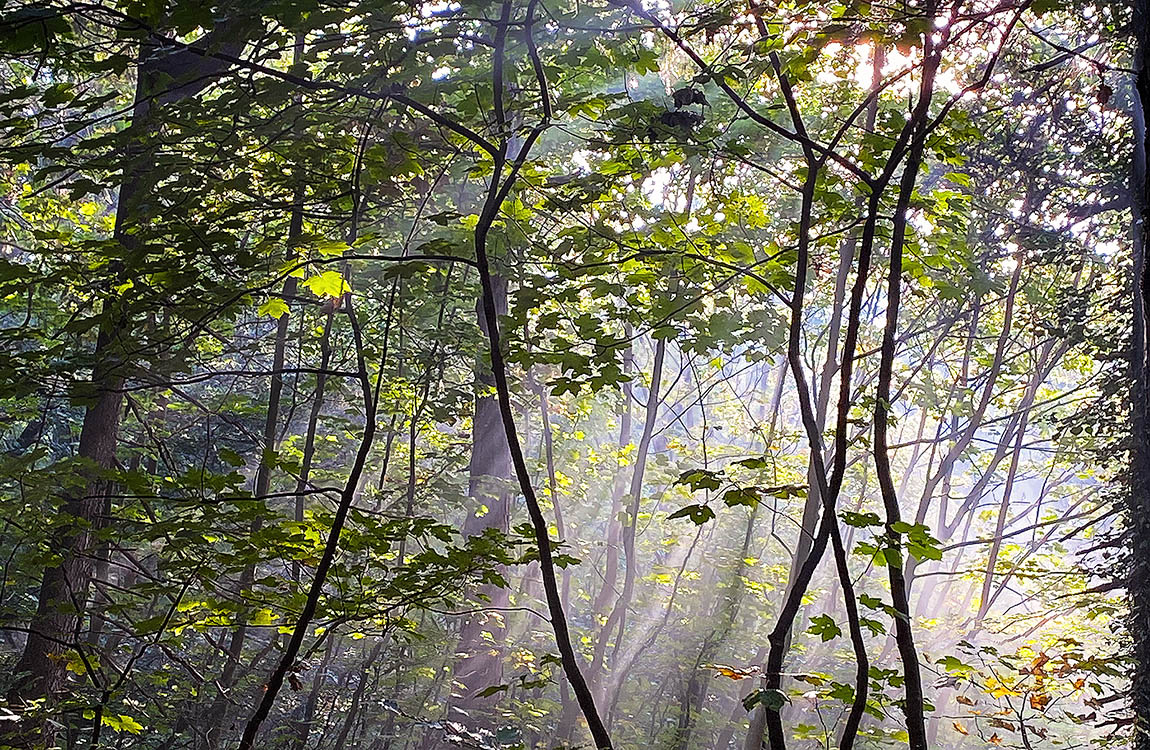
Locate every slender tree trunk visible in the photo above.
<box><xmin>206</xmin><ymin>187</ymin><xmax>303</xmax><ymax>750</ymax></box>
<box><xmin>292</xmin><ymin>307</ymin><xmax>335</xmax><ymax>587</ymax></box>
<box><xmin>870</xmin><ymin>36</ymin><xmax>942</xmax><ymax>750</ymax></box>
<box><xmin>237</xmin><ymin>291</ymin><xmax>379</xmax><ymax>749</ymax></box>
<box><xmin>592</xmin><ymin>338</ymin><xmax>666</xmax><ymax>706</ymax></box>
<box><xmin>592</xmin><ymin>337</ymin><xmax>634</xmax><ymax>617</ymax></box>
<box><xmin>332</xmin><ymin>642</ymin><xmax>386</xmax><ymax>750</ymax></box>
<box><xmin>465</xmin><ymin>12</ymin><xmax>612</xmax><ymax>741</ymax></box>
<box><xmin>537</xmin><ymin>379</ymin><xmax>582</xmax><ymax>738</ymax></box>
<box><xmin>290</xmin><ymin>634</ymin><xmax>337</xmax><ymax>750</ymax></box>
<box><xmin>673</xmin><ymin>505</ymin><xmax>758</xmax><ymax>750</ymax></box>
<box><xmin>974</xmin><ymin>378</ymin><xmax>1030</xmax><ymax>625</ymax></box>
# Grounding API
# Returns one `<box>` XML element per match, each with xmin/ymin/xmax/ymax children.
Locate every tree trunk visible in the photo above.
<box><xmin>1129</xmin><ymin>3</ymin><xmax>1150</xmax><ymax>745</ymax></box>
<box><xmin>7</xmin><ymin>19</ymin><xmax>255</xmax><ymax>746</ymax></box>
<box><xmin>451</xmin><ymin>274</ymin><xmax>513</xmax><ymax>725</ymax></box>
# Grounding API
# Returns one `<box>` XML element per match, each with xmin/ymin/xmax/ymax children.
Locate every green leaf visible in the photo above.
<box><xmin>842</xmin><ymin>511</ymin><xmax>882</xmax><ymax>528</ymax></box>
<box><xmin>667</xmin><ymin>504</ymin><xmax>716</xmax><ymax>525</ymax></box>
<box><xmin>743</xmin><ymin>688</ymin><xmax>787</xmax><ymax>712</ymax></box>
<box><xmin>807</xmin><ymin>614</ymin><xmax>842</xmax><ymax>642</ymax></box>
<box><xmin>761</xmin><ymin>484</ymin><xmax>806</xmax><ymax>499</ymax></box>
<box><xmin>250</xmin><ymin>608</ymin><xmax>277</xmax><ymax>626</ymax></box>
<box><xmin>219</xmin><ymin>447</ymin><xmax>246</xmax><ymax>467</ymax></box>
<box><xmin>676</xmin><ymin>469</ymin><xmax>723</xmax><ymax>491</ymax></box>
<box><xmin>723</xmin><ymin>487</ymin><xmax>761</xmax><ymax>508</ymax></box>
<box><xmin>315</xmin><ymin>241</ymin><xmax>349</xmax><ymax>258</ymax></box>
<box><xmin>258</xmin><ymin>297</ymin><xmax>290</xmax><ymax>319</ymax></box>
<box><xmin>944</xmin><ymin>171</ymin><xmax>972</xmax><ymax>187</ymax></box>
<box><xmin>102</xmin><ymin>714</ymin><xmax>144</xmax><ymax>734</ymax></box>
<box><xmin>937</xmin><ymin>655</ymin><xmax>975</xmax><ymax>676</ymax></box>
<box><xmin>303</xmin><ymin>270</ymin><xmax>350</xmax><ymax>298</ymax></box>
<box><xmin>826</xmin><ymin>682</ymin><xmax>855</xmax><ymax>702</ymax></box>
<box><xmin>133</xmin><ymin>615</ymin><xmax>168</xmax><ymax>636</ymax></box>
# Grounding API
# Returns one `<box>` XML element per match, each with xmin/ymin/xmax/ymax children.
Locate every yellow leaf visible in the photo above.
<box><xmin>250</xmin><ymin>608</ymin><xmax>278</xmax><ymax>626</ymax></box>
<box><xmin>118</xmin><ymin>715</ymin><xmax>143</xmax><ymax>734</ymax></box>
<box><xmin>953</xmin><ymin>721</ymin><xmax>969</xmax><ymax>735</ymax></box>
<box><xmin>707</xmin><ymin>663</ymin><xmax>759</xmax><ymax>680</ymax></box>
<box><xmin>315</xmin><ymin>241</ymin><xmax>349</xmax><ymax>258</ymax></box>
<box><xmin>303</xmin><ymin>270</ymin><xmax>351</xmax><ymax>299</ymax></box>
<box><xmin>986</xmin><ymin>678</ymin><xmax>1021</xmax><ymax>698</ymax></box>
<box><xmin>258</xmin><ymin>298</ymin><xmax>289</xmax><ymax>319</ymax></box>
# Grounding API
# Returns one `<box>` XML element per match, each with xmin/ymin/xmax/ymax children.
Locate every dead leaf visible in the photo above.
<box><xmin>989</xmin><ymin>718</ymin><xmax>1016</xmax><ymax>732</ymax></box>
<box><xmin>708</xmin><ymin>664</ymin><xmax>759</xmax><ymax>680</ymax></box>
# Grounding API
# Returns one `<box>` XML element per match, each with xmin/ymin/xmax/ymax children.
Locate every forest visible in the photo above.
<box><xmin>0</xmin><ymin>0</ymin><xmax>1145</xmax><ymax>747</ymax></box>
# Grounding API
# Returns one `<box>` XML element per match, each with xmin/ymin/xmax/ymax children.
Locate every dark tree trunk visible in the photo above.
<box><xmin>1129</xmin><ymin>2</ymin><xmax>1150</xmax><ymax>745</ymax></box>
<box><xmin>9</xmin><ymin>324</ymin><xmax>123</xmax><ymax>707</ymax></box>
<box><xmin>7</xmin><ymin>20</ymin><xmax>254</xmax><ymax>746</ymax></box>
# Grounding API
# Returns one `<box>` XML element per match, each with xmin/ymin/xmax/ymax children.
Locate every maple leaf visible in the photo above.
<box><xmin>258</xmin><ymin>297</ymin><xmax>289</xmax><ymax>319</ymax></box>
<box><xmin>987</xmin><ymin>679</ymin><xmax>1022</xmax><ymax>698</ymax></box>
<box><xmin>303</xmin><ymin>270</ymin><xmax>351</xmax><ymax>299</ymax></box>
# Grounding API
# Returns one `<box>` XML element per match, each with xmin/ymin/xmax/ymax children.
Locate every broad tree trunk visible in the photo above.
<box><xmin>451</xmin><ymin>275</ymin><xmax>513</xmax><ymax>724</ymax></box>
<box><xmin>1129</xmin><ymin>3</ymin><xmax>1150</xmax><ymax>745</ymax></box>
<box><xmin>7</xmin><ymin>20</ymin><xmax>254</xmax><ymax>747</ymax></box>
<box><xmin>9</xmin><ymin>325</ymin><xmax>123</xmax><ymax>712</ymax></box>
